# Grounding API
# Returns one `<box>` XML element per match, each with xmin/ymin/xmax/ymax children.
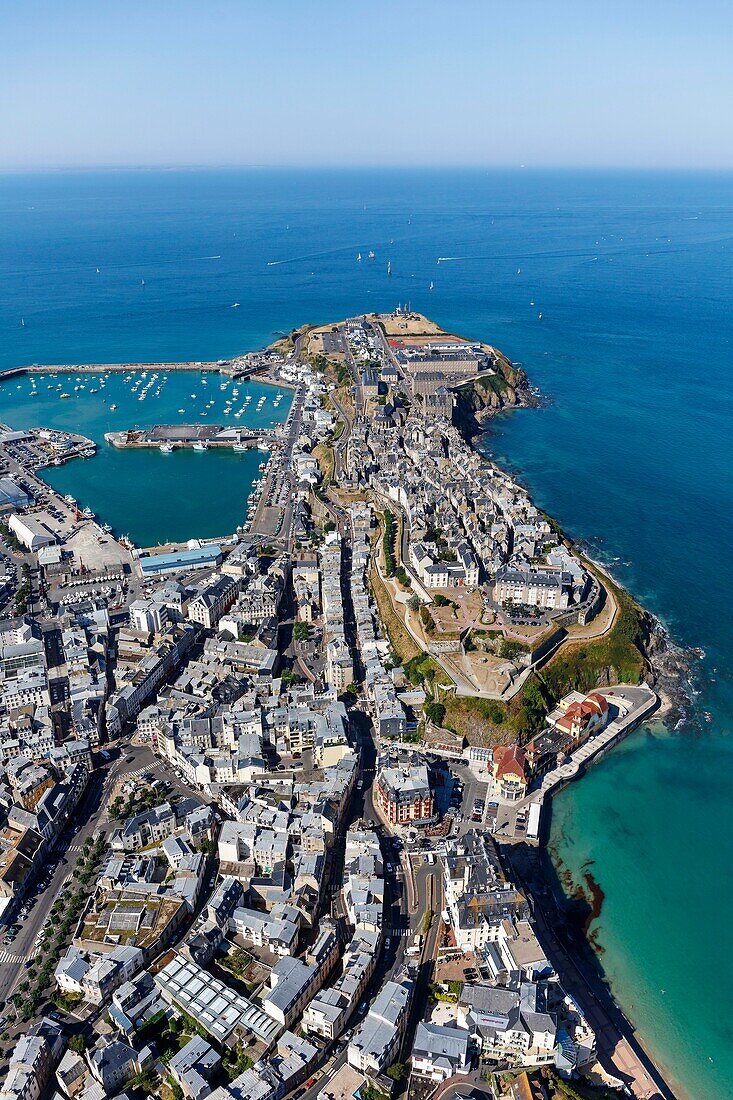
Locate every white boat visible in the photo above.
<box><xmin>60</xmin><ymin>393</ymin><xmax>70</xmax><ymax>399</ymax></box>
<box><xmin>232</xmin><ymin>302</ymin><xmax>240</xmax><ymax>308</ymax></box>
<box><xmin>233</xmin><ymin>442</ymin><xmax>248</xmax><ymax>452</ymax></box>
<box><xmin>368</xmin><ymin>250</ymin><xmax>375</xmax><ymax>260</ymax></box>
<box><xmin>357</xmin><ymin>252</ymin><xmax>362</xmax><ymax>262</ymax></box>
<box><xmin>82</xmin><ymin>507</ymin><xmax>94</xmax><ymax>518</ymax></box>
<box><xmin>387</xmin><ymin>261</ymin><xmax>392</xmax><ymax>276</ymax></box>
<box><xmin>193</xmin><ymin>441</ymin><xmax>208</xmax><ymax>452</ymax></box>
<box><xmin>101</xmin><ymin>523</ymin><xmax>112</xmax><ymax>534</ymax></box>
<box><xmin>178</xmin><ymin>408</ymin><xmax>185</xmax><ymax>414</ymax></box>
<box><xmin>160</xmin><ymin>442</ymin><xmax>174</xmax><ymax>454</ymax></box>
<box><xmin>257</xmin><ymin>440</ymin><xmax>270</xmax><ymax>452</ymax></box>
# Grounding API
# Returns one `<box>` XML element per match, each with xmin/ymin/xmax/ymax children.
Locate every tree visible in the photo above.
<box><xmin>293</xmin><ymin>621</ymin><xmax>310</xmax><ymax>642</ymax></box>
<box><xmin>386</xmin><ymin>1062</ymin><xmax>406</xmax><ymax>1081</ymax></box>
<box><xmin>131</xmin><ymin>1068</ymin><xmax>158</xmax><ymax>1096</ymax></box>
<box><xmin>424</xmin><ymin>701</ymin><xmax>446</xmax><ymax>726</ymax></box>
<box><xmin>68</xmin><ymin>1034</ymin><xmax>86</xmax><ymax>1053</ymax></box>
<box><xmin>407</xmin><ymin>594</ymin><xmax>420</xmax><ymax>612</ymax></box>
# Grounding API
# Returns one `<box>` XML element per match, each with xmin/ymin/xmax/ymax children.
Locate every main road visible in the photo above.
<box><xmin>0</xmin><ymin>737</ymin><xmax>165</xmax><ymax>1009</ymax></box>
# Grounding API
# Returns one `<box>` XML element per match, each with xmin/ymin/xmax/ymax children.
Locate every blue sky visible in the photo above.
<box><xmin>2</xmin><ymin>0</ymin><xmax>731</xmax><ymax>168</ymax></box>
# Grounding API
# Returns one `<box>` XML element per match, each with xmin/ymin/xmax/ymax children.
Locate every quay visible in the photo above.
<box><xmin>0</xmin><ymin>359</ymin><xmax>283</xmax><ymax>383</ymax></box>
<box><xmin>528</xmin><ymin>683</ymin><xmax>659</xmax><ymax>836</ymax></box>
<box><xmin>0</xmin><ymin>423</ymin><xmax>97</xmax><ymax>472</ymax></box>
<box><xmin>104</xmin><ymin>423</ymin><xmax>280</xmax><ymax>450</ymax></box>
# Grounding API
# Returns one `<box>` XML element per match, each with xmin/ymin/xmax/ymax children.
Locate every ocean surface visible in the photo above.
<box><xmin>1</xmin><ymin>168</ymin><xmax>731</xmax><ymax>1097</ymax></box>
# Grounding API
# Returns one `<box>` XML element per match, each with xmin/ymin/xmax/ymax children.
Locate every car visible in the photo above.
<box><xmin>385</xmin><ymin>937</ymin><xmax>391</xmax><ymax>949</ymax></box>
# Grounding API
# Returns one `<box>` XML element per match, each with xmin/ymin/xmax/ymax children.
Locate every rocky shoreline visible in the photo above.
<box><xmin>452</xmin><ymin>353</ymin><xmax>539</xmax><ymax>436</ymax></box>
<box><xmin>641</xmin><ymin>610</ymin><xmax>698</xmax><ymax>728</ymax></box>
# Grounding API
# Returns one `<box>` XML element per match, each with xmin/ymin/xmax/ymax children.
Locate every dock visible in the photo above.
<box><xmin>104</xmin><ymin>424</ymin><xmax>280</xmax><ymax>451</ymax></box>
<box><xmin>0</xmin><ymin>354</ymin><xmax>287</xmax><ymax>385</ymax></box>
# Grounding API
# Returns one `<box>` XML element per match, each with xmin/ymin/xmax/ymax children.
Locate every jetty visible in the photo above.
<box><xmin>104</xmin><ymin>424</ymin><xmax>280</xmax><ymax>450</ymax></box>
<box><xmin>0</xmin><ymin>351</ymin><xmax>285</xmax><ymax>384</ymax></box>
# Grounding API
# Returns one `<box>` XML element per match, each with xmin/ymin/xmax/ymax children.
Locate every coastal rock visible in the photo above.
<box><xmin>453</xmin><ymin>353</ymin><xmax>536</xmax><ymax>437</ymax></box>
<box><xmin>640</xmin><ymin>609</ymin><xmax>696</xmax><ymax>726</ymax></box>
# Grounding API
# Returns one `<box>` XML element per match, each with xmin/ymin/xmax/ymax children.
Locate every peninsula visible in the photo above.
<box><xmin>0</xmin><ymin>310</ymin><xmax>677</xmax><ymax>1100</ymax></box>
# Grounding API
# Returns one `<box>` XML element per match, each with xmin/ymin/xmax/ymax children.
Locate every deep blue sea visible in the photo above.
<box><xmin>1</xmin><ymin>168</ymin><xmax>731</xmax><ymax>1097</ymax></box>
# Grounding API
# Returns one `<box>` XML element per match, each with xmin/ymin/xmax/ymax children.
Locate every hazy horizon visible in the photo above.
<box><xmin>3</xmin><ymin>0</ymin><xmax>732</xmax><ymax>171</ymax></box>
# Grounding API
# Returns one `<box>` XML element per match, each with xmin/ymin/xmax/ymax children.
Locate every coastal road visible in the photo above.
<box><xmin>249</xmin><ymin>383</ymin><xmax>304</xmax><ymax>544</ymax></box>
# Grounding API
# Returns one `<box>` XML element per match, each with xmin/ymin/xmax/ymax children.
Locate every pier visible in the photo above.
<box><xmin>0</xmin><ymin>356</ymin><xmax>287</xmax><ymax>385</ymax></box>
<box><xmin>104</xmin><ymin>424</ymin><xmax>280</xmax><ymax>451</ymax></box>
<box><xmin>526</xmin><ymin>684</ymin><xmax>659</xmax><ymax>839</ymax></box>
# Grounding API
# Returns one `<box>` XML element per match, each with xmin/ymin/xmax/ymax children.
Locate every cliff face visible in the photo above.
<box><xmin>453</xmin><ymin>353</ymin><xmax>535</xmax><ymax>437</ymax></box>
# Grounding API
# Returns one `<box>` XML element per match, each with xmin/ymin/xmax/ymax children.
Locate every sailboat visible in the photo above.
<box><xmin>20</xmin><ymin>319</ymin><xmax>25</xmax><ymax>328</ymax></box>
<box><xmin>429</xmin><ymin>281</ymin><xmax>434</xmax><ymax>291</ymax></box>
<box><xmin>368</xmin><ymin>251</ymin><xmax>375</xmax><ymax>260</ymax></box>
<box><xmin>357</xmin><ymin>252</ymin><xmax>362</xmax><ymax>262</ymax></box>
<box><xmin>387</xmin><ymin>261</ymin><xmax>392</xmax><ymax>276</ymax></box>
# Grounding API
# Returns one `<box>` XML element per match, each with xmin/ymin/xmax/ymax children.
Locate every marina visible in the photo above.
<box><xmin>0</xmin><ymin>364</ymin><xmax>293</xmax><ymax>546</ymax></box>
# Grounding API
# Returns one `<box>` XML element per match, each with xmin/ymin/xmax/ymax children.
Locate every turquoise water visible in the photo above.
<box><xmin>1</xmin><ymin>169</ymin><xmax>732</xmax><ymax>1096</ymax></box>
<box><xmin>0</xmin><ymin>369</ymin><xmax>291</xmax><ymax>546</ymax></box>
